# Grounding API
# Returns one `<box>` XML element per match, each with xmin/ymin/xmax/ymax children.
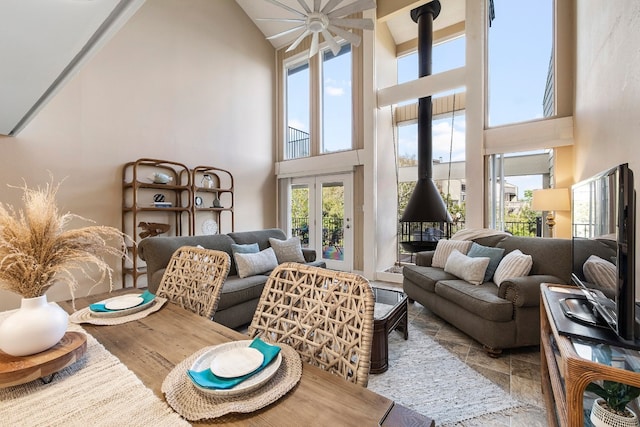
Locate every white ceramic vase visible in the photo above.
<box><xmin>591</xmin><ymin>398</ymin><xmax>640</xmax><ymax>427</ymax></box>
<box><xmin>0</xmin><ymin>295</ymin><xmax>69</xmax><ymax>356</ymax></box>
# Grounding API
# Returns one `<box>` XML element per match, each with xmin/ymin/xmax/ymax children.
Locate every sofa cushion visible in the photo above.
<box><xmin>493</xmin><ymin>249</ymin><xmax>533</xmax><ymax>286</ymax></box>
<box><xmin>434</xmin><ymin>280</ymin><xmax>514</xmax><ymax>322</ymax></box>
<box><xmin>444</xmin><ymin>249</ymin><xmax>490</xmax><ymax>285</ymax></box>
<box><xmin>496</xmin><ymin>236</ymin><xmax>572</xmax><ymax>283</ymax></box>
<box><xmin>403</xmin><ymin>265</ymin><xmax>458</xmax><ymax>293</ymax></box>
<box><xmin>228</xmin><ymin>228</ymin><xmax>286</xmax><ymax>251</ymax></box>
<box><xmin>235</xmin><ymin>247</ymin><xmax>279</xmax><ymax>278</ymax></box>
<box><xmin>583</xmin><ymin>254</ymin><xmax>617</xmax><ymax>291</ymax></box>
<box><xmin>269</xmin><ymin>237</ymin><xmax>306</xmax><ymax>263</ymax></box>
<box><xmin>216</xmin><ymin>275</ymin><xmax>268</xmax><ymax>311</ymax></box>
<box><xmin>467</xmin><ymin>243</ymin><xmax>505</xmax><ymax>282</ymax></box>
<box><xmin>432</xmin><ymin>240</ymin><xmax>473</xmax><ymax>268</ymax></box>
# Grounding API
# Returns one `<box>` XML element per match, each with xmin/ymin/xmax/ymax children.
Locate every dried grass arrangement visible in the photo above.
<box><xmin>0</xmin><ymin>178</ymin><xmax>129</xmax><ymax>299</ymax></box>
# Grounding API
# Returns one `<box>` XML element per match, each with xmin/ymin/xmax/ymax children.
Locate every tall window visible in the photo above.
<box><xmin>286</xmin><ymin>60</ymin><xmax>310</xmax><ymax>159</ymax></box>
<box><xmin>487</xmin><ymin>0</ymin><xmax>554</xmax><ymax>127</ymax></box>
<box><xmin>322</xmin><ymin>44</ymin><xmax>352</xmax><ymax>153</ymax></box>
<box><xmin>284</xmin><ymin>43</ymin><xmax>353</xmax><ymax>159</ymax></box>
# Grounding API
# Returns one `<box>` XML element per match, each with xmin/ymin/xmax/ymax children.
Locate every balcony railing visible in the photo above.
<box><xmin>287</xmin><ymin>126</ymin><xmax>310</xmax><ymax>159</ymax></box>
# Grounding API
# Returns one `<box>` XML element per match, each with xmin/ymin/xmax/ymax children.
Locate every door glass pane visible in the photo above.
<box><xmin>321</xmin><ymin>181</ymin><xmax>344</xmax><ymax>261</ymax></box>
<box><xmin>322</xmin><ymin>44</ymin><xmax>352</xmax><ymax>153</ymax></box>
<box><xmin>488</xmin><ymin>0</ymin><xmax>554</xmax><ymax>127</ymax></box>
<box><xmin>286</xmin><ymin>61</ymin><xmax>310</xmax><ymax>159</ymax></box>
<box><xmin>291</xmin><ymin>184</ymin><xmax>310</xmax><ymax>248</ymax></box>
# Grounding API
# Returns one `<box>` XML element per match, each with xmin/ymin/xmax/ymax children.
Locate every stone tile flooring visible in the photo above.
<box><xmin>375</xmin><ymin>281</ymin><xmax>549</xmax><ymax>426</ymax></box>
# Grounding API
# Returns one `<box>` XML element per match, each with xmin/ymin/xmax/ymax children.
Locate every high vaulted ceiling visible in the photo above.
<box><xmin>234</xmin><ymin>0</ymin><xmax>465</xmax><ymax>50</ymax></box>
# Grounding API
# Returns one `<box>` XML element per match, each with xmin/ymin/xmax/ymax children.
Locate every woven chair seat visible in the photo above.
<box><xmin>157</xmin><ymin>247</ymin><xmax>230</xmax><ymax>319</ymax></box>
<box><xmin>249</xmin><ymin>262</ymin><xmax>374</xmax><ymax>387</ymax></box>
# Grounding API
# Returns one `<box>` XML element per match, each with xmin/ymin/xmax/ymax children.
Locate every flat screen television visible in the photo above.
<box><xmin>567</xmin><ymin>163</ymin><xmax>636</xmax><ymax>344</ymax></box>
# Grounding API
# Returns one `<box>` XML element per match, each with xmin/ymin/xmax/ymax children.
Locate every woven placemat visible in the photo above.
<box><xmin>161</xmin><ymin>344</ymin><xmax>302</xmax><ymax>421</ymax></box>
<box><xmin>69</xmin><ymin>297</ymin><xmax>167</xmax><ymax>325</ymax></box>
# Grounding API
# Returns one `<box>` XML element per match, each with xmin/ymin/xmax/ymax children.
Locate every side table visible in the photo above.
<box><xmin>540</xmin><ymin>284</ymin><xmax>640</xmax><ymax>426</ymax></box>
<box><xmin>371</xmin><ymin>287</ymin><xmax>409</xmax><ymax>374</ymax></box>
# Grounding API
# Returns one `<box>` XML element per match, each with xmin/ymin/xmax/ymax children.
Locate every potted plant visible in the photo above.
<box><xmin>587</xmin><ymin>380</ymin><xmax>640</xmax><ymax>427</ymax></box>
<box><xmin>0</xmin><ymin>178</ymin><xmax>129</xmax><ymax>356</ymax></box>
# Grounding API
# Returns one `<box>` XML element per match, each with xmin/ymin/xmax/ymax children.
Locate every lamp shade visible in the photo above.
<box><xmin>531</xmin><ymin>188</ymin><xmax>570</xmax><ymax>212</ymax></box>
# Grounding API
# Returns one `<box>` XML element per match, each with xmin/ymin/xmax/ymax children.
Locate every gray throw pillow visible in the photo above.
<box><xmin>234</xmin><ymin>247</ymin><xmax>278</xmax><ymax>278</ymax></box>
<box><xmin>467</xmin><ymin>242</ymin><xmax>505</xmax><ymax>283</ymax></box>
<box><xmin>268</xmin><ymin>237</ymin><xmax>306</xmax><ymax>263</ymax></box>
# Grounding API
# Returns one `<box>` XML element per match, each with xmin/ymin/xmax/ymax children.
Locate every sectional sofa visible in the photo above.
<box><xmin>138</xmin><ymin>228</ymin><xmax>324</xmax><ymax>328</ymax></box>
<box><xmin>402</xmin><ymin>233</ymin><xmax>572</xmax><ymax>355</ymax></box>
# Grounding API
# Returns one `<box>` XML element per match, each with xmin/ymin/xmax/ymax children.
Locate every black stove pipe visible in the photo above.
<box><xmin>400</xmin><ymin>0</ymin><xmax>452</xmax><ymax>223</ymax></box>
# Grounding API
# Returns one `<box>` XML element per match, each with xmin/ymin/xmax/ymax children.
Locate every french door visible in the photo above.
<box><xmin>289</xmin><ymin>173</ymin><xmax>353</xmax><ymax>271</ymax></box>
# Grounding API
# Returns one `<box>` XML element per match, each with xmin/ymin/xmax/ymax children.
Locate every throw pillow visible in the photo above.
<box><xmin>269</xmin><ymin>237</ymin><xmax>306</xmax><ymax>264</ymax></box>
<box><xmin>444</xmin><ymin>249</ymin><xmax>491</xmax><ymax>285</ymax></box>
<box><xmin>467</xmin><ymin>242</ymin><xmax>505</xmax><ymax>283</ymax></box>
<box><xmin>431</xmin><ymin>239</ymin><xmax>473</xmax><ymax>268</ymax></box>
<box><xmin>234</xmin><ymin>247</ymin><xmax>279</xmax><ymax>278</ymax></box>
<box><xmin>231</xmin><ymin>243</ymin><xmax>260</xmax><ymax>268</ymax></box>
<box><xmin>493</xmin><ymin>249</ymin><xmax>533</xmax><ymax>287</ymax></box>
<box><xmin>583</xmin><ymin>255</ymin><xmax>617</xmax><ymax>290</ymax></box>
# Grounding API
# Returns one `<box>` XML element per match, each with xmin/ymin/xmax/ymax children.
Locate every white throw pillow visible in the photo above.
<box><xmin>269</xmin><ymin>237</ymin><xmax>306</xmax><ymax>263</ymax></box>
<box><xmin>432</xmin><ymin>240</ymin><xmax>473</xmax><ymax>268</ymax></box>
<box><xmin>234</xmin><ymin>247</ymin><xmax>279</xmax><ymax>278</ymax></box>
<box><xmin>493</xmin><ymin>249</ymin><xmax>533</xmax><ymax>286</ymax></box>
<box><xmin>444</xmin><ymin>249</ymin><xmax>491</xmax><ymax>285</ymax></box>
<box><xmin>583</xmin><ymin>255</ymin><xmax>617</xmax><ymax>290</ymax></box>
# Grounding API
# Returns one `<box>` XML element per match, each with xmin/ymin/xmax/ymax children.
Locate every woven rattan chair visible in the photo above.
<box><xmin>248</xmin><ymin>262</ymin><xmax>375</xmax><ymax>387</ymax></box>
<box><xmin>156</xmin><ymin>247</ymin><xmax>230</xmax><ymax>319</ymax></box>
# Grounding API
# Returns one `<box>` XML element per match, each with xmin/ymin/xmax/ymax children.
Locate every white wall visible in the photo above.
<box><xmin>0</xmin><ymin>0</ymin><xmax>275</xmax><ymax>309</ymax></box>
<box><xmin>573</xmin><ymin>1</ymin><xmax>640</xmax><ymax>290</ymax></box>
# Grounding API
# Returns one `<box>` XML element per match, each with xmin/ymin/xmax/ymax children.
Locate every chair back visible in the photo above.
<box><xmin>249</xmin><ymin>262</ymin><xmax>374</xmax><ymax>387</ymax></box>
<box><xmin>157</xmin><ymin>247</ymin><xmax>230</xmax><ymax>319</ymax></box>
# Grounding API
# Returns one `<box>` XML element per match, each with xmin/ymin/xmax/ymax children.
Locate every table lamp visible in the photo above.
<box><xmin>531</xmin><ymin>188</ymin><xmax>570</xmax><ymax>237</ymax></box>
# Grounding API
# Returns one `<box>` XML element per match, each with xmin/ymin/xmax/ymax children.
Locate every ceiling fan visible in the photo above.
<box><xmin>259</xmin><ymin>0</ymin><xmax>376</xmax><ymax>58</ymax></box>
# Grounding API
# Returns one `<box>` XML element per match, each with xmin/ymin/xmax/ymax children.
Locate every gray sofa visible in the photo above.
<box><xmin>138</xmin><ymin>228</ymin><xmax>324</xmax><ymax>329</ymax></box>
<box><xmin>402</xmin><ymin>234</ymin><xmax>572</xmax><ymax>355</ymax></box>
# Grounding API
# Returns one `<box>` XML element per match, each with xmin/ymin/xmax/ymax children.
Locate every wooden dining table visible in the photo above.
<box><xmin>59</xmin><ymin>291</ymin><xmax>434</xmax><ymax>427</ymax></box>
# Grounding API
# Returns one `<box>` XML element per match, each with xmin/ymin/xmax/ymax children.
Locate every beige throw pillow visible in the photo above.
<box><xmin>234</xmin><ymin>247</ymin><xmax>279</xmax><ymax>278</ymax></box>
<box><xmin>444</xmin><ymin>249</ymin><xmax>491</xmax><ymax>285</ymax></box>
<box><xmin>493</xmin><ymin>249</ymin><xmax>533</xmax><ymax>286</ymax></box>
<box><xmin>583</xmin><ymin>255</ymin><xmax>617</xmax><ymax>290</ymax></box>
<box><xmin>269</xmin><ymin>237</ymin><xmax>306</xmax><ymax>264</ymax></box>
<box><xmin>432</xmin><ymin>240</ymin><xmax>473</xmax><ymax>268</ymax></box>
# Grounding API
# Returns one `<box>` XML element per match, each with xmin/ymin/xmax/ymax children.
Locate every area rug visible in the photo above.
<box><xmin>0</xmin><ymin>317</ymin><xmax>189</xmax><ymax>426</ymax></box>
<box><xmin>367</xmin><ymin>322</ymin><xmax>528</xmax><ymax>426</ymax></box>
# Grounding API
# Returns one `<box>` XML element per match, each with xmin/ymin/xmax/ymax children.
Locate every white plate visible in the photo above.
<box><xmin>202</xmin><ymin>219</ymin><xmax>218</xmax><ymax>235</ymax></box>
<box><xmin>210</xmin><ymin>347</ymin><xmax>264</xmax><ymax>378</ymax></box>
<box><xmin>189</xmin><ymin>340</ymin><xmax>282</xmax><ymax>397</ymax></box>
<box><xmin>89</xmin><ymin>294</ymin><xmax>155</xmax><ymax>318</ymax></box>
<box><xmin>105</xmin><ymin>295</ymin><xmax>144</xmax><ymax>310</ymax></box>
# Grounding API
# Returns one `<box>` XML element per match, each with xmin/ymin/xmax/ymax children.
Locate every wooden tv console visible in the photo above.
<box><xmin>540</xmin><ymin>283</ymin><xmax>640</xmax><ymax>426</ymax></box>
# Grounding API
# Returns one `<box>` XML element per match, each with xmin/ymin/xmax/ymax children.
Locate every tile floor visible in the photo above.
<box><xmin>376</xmin><ymin>281</ymin><xmax>550</xmax><ymax>426</ymax></box>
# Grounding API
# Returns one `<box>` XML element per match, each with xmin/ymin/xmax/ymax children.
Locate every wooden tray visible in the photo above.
<box><xmin>0</xmin><ymin>331</ymin><xmax>87</xmax><ymax>388</ymax></box>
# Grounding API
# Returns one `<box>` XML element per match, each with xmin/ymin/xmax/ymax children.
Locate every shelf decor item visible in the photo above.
<box><xmin>0</xmin><ymin>177</ymin><xmax>129</xmax><ymax>356</ymax></box>
<box><xmin>588</xmin><ymin>381</ymin><xmax>640</xmax><ymax>427</ymax></box>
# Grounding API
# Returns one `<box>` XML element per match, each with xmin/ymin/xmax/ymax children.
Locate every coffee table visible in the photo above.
<box><xmin>370</xmin><ymin>287</ymin><xmax>408</xmax><ymax>374</ymax></box>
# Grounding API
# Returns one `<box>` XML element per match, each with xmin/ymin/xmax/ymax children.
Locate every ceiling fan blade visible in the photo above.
<box><xmin>321</xmin><ymin>0</ymin><xmax>344</xmax><ymax>14</ymax></box>
<box><xmin>328</xmin><ymin>24</ymin><xmax>362</xmax><ymax>46</ymax></box>
<box><xmin>296</xmin><ymin>0</ymin><xmax>311</xmax><ymax>14</ymax></box>
<box><xmin>267</xmin><ymin>25</ymin><xmax>306</xmax><ymax>40</ymax></box>
<box><xmin>313</xmin><ymin>0</ymin><xmax>322</xmax><ymax>13</ymax></box>
<box><xmin>256</xmin><ymin>18</ymin><xmax>306</xmax><ymax>23</ymax></box>
<box><xmin>328</xmin><ymin>0</ymin><xmax>376</xmax><ymax>19</ymax></box>
<box><xmin>309</xmin><ymin>32</ymin><xmax>320</xmax><ymax>58</ymax></box>
<box><xmin>330</xmin><ymin>17</ymin><xmax>374</xmax><ymax>30</ymax></box>
<box><xmin>263</xmin><ymin>0</ymin><xmax>307</xmax><ymax>18</ymax></box>
<box><xmin>322</xmin><ymin>29</ymin><xmax>342</xmax><ymax>56</ymax></box>
<box><xmin>286</xmin><ymin>29</ymin><xmax>311</xmax><ymax>51</ymax></box>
